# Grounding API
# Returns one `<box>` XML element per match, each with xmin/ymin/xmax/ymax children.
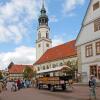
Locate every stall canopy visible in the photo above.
<box><xmin>37</xmin><ymin>65</ymin><xmax>72</xmax><ymax>74</ymax></box>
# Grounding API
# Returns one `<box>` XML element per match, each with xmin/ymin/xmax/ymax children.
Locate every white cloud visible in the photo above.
<box><xmin>52</xmin><ymin>35</ymin><xmax>64</xmax><ymax>47</ymax></box>
<box><xmin>0</xmin><ymin>46</ymin><xmax>36</xmax><ymax>70</ymax></box>
<box><xmin>0</xmin><ymin>0</ymin><xmax>42</xmax><ymax>43</ymax></box>
<box><xmin>62</xmin><ymin>0</ymin><xmax>85</xmax><ymax>15</ymax></box>
<box><xmin>50</xmin><ymin>16</ymin><xmax>58</xmax><ymax>22</ymax></box>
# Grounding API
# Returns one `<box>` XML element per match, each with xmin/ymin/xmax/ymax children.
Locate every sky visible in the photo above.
<box><xmin>0</xmin><ymin>0</ymin><xmax>90</xmax><ymax>70</ymax></box>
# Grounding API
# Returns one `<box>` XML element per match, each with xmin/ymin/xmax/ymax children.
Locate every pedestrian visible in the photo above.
<box><xmin>11</xmin><ymin>81</ymin><xmax>17</xmax><ymax>92</ymax></box>
<box><xmin>68</xmin><ymin>79</ymin><xmax>74</xmax><ymax>90</ymax></box>
<box><xmin>0</xmin><ymin>81</ymin><xmax>3</xmax><ymax>93</ymax></box>
<box><xmin>16</xmin><ymin>79</ymin><xmax>21</xmax><ymax>90</ymax></box>
<box><xmin>89</xmin><ymin>75</ymin><xmax>96</xmax><ymax>100</ymax></box>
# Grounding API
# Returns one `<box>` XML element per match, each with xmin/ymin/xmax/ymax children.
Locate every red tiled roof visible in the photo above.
<box><xmin>8</xmin><ymin>64</ymin><xmax>33</xmax><ymax>74</ymax></box>
<box><xmin>34</xmin><ymin>40</ymin><xmax>77</xmax><ymax>65</ymax></box>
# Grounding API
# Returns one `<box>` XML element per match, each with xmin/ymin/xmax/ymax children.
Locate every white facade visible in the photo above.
<box><xmin>36</xmin><ymin>26</ymin><xmax>52</xmax><ymax>60</ymax></box>
<box><xmin>76</xmin><ymin>0</ymin><xmax>100</xmax><ymax>82</ymax></box>
<box><xmin>35</xmin><ymin>57</ymin><xmax>77</xmax><ymax>77</ymax></box>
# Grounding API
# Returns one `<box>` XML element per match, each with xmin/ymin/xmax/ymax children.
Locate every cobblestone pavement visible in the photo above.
<box><xmin>0</xmin><ymin>83</ymin><xmax>100</xmax><ymax>100</ymax></box>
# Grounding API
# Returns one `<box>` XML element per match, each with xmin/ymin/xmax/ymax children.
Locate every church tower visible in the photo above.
<box><xmin>36</xmin><ymin>1</ymin><xmax>52</xmax><ymax>60</ymax></box>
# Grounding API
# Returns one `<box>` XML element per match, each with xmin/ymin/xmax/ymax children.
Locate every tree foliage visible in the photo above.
<box><xmin>23</xmin><ymin>66</ymin><xmax>34</xmax><ymax>79</ymax></box>
<box><xmin>0</xmin><ymin>71</ymin><xmax>3</xmax><ymax>79</ymax></box>
<box><xmin>66</xmin><ymin>60</ymin><xmax>78</xmax><ymax>78</ymax></box>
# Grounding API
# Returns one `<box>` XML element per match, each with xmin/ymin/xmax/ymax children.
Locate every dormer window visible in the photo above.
<box><xmin>93</xmin><ymin>1</ymin><xmax>99</xmax><ymax>11</ymax></box>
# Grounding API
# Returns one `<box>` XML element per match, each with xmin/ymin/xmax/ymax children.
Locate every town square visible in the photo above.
<box><xmin>0</xmin><ymin>0</ymin><xmax>100</xmax><ymax>100</ymax></box>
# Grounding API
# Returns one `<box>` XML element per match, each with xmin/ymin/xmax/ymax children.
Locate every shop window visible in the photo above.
<box><xmin>98</xmin><ymin>66</ymin><xmax>100</xmax><ymax>79</ymax></box>
<box><xmin>90</xmin><ymin>65</ymin><xmax>97</xmax><ymax>77</ymax></box>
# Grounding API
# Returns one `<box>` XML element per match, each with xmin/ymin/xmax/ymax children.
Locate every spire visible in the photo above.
<box><xmin>38</xmin><ymin>0</ymin><xmax>48</xmax><ymax>26</ymax></box>
<box><xmin>42</xmin><ymin>0</ymin><xmax>44</xmax><ymax>9</ymax></box>
<box><xmin>41</xmin><ymin>0</ymin><xmax>46</xmax><ymax>13</ymax></box>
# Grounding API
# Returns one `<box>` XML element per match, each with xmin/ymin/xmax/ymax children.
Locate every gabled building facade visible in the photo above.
<box><xmin>76</xmin><ymin>0</ymin><xmax>100</xmax><ymax>82</ymax></box>
<box><xmin>8</xmin><ymin>62</ymin><xmax>33</xmax><ymax>80</ymax></box>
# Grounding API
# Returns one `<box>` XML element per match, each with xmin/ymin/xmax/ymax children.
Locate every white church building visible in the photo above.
<box><xmin>34</xmin><ymin>2</ymin><xmax>78</xmax><ymax>78</ymax></box>
<box><xmin>76</xmin><ymin>0</ymin><xmax>100</xmax><ymax>82</ymax></box>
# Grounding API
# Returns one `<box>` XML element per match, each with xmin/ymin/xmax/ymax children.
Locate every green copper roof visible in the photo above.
<box><xmin>39</xmin><ymin>1</ymin><xmax>48</xmax><ymax>19</ymax></box>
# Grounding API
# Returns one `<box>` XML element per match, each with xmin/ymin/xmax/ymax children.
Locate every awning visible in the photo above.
<box><xmin>37</xmin><ymin>65</ymin><xmax>72</xmax><ymax>74</ymax></box>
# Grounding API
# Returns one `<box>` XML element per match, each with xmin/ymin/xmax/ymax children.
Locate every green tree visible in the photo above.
<box><xmin>0</xmin><ymin>71</ymin><xmax>3</xmax><ymax>79</ymax></box>
<box><xmin>23</xmin><ymin>66</ymin><xmax>34</xmax><ymax>80</ymax></box>
<box><xmin>66</xmin><ymin>60</ymin><xmax>78</xmax><ymax>79</ymax></box>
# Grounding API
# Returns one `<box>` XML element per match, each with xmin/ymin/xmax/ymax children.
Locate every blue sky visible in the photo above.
<box><xmin>0</xmin><ymin>0</ymin><xmax>90</xmax><ymax>69</ymax></box>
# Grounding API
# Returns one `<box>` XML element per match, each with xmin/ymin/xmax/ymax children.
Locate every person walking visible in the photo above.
<box><xmin>89</xmin><ymin>75</ymin><xmax>96</xmax><ymax>100</ymax></box>
<box><xmin>11</xmin><ymin>81</ymin><xmax>17</xmax><ymax>92</ymax></box>
<box><xmin>16</xmin><ymin>79</ymin><xmax>21</xmax><ymax>90</ymax></box>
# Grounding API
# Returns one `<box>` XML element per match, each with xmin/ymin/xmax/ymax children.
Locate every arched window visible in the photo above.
<box><xmin>38</xmin><ymin>32</ymin><xmax>41</xmax><ymax>39</ymax></box>
<box><xmin>46</xmin><ymin>32</ymin><xmax>49</xmax><ymax>39</ymax></box>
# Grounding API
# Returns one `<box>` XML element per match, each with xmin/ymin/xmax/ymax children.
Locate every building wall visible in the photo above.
<box><xmin>36</xmin><ymin>39</ymin><xmax>52</xmax><ymax>60</ymax></box>
<box><xmin>84</xmin><ymin>0</ymin><xmax>100</xmax><ymax>25</ymax></box>
<box><xmin>35</xmin><ymin>56</ymin><xmax>77</xmax><ymax>75</ymax></box>
<box><xmin>37</xmin><ymin>26</ymin><xmax>50</xmax><ymax>38</ymax></box>
<box><xmin>76</xmin><ymin>0</ymin><xmax>100</xmax><ymax>82</ymax></box>
<box><xmin>36</xmin><ymin>25</ymin><xmax>52</xmax><ymax>60</ymax></box>
<box><xmin>76</xmin><ymin>0</ymin><xmax>100</xmax><ymax>46</ymax></box>
<box><xmin>79</xmin><ymin>39</ymin><xmax>100</xmax><ymax>82</ymax></box>
<box><xmin>9</xmin><ymin>73</ymin><xmax>23</xmax><ymax>80</ymax></box>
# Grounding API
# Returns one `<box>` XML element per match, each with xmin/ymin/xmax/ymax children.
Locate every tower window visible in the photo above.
<box><xmin>46</xmin><ymin>32</ymin><xmax>49</xmax><ymax>38</ymax></box>
<box><xmin>46</xmin><ymin>43</ymin><xmax>49</xmax><ymax>47</ymax></box>
<box><xmin>38</xmin><ymin>32</ymin><xmax>41</xmax><ymax>39</ymax></box>
<box><xmin>94</xmin><ymin>18</ymin><xmax>100</xmax><ymax>32</ymax></box>
<box><xmin>42</xmin><ymin>19</ymin><xmax>44</xmax><ymax>23</ymax></box>
<box><xmin>93</xmin><ymin>1</ymin><xmax>99</xmax><ymax>11</ymax></box>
